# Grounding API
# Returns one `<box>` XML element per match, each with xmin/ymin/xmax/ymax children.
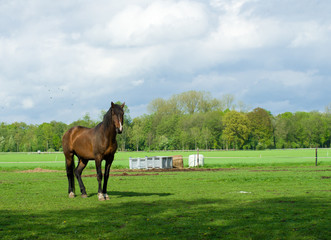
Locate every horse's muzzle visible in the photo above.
<box><xmin>116</xmin><ymin>123</ymin><xmax>123</xmax><ymax>134</ymax></box>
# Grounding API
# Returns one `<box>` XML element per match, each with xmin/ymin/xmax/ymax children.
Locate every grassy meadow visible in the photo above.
<box><xmin>0</xmin><ymin>149</ymin><xmax>331</xmax><ymax>239</ymax></box>
<box><xmin>1</xmin><ymin>148</ymin><xmax>331</xmax><ymax>170</ymax></box>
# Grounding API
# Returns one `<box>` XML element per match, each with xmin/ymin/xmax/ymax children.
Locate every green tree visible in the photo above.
<box><xmin>177</xmin><ymin>90</ymin><xmax>223</xmax><ymax>114</ymax></box>
<box><xmin>21</xmin><ymin>124</ymin><xmax>38</xmax><ymax>152</ymax></box>
<box><xmin>37</xmin><ymin>123</ymin><xmax>53</xmax><ymax>151</ymax></box>
<box><xmin>247</xmin><ymin>108</ymin><xmax>274</xmax><ymax>149</ymax></box>
<box><xmin>7</xmin><ymin>136</ymin><xmax>16</xmax><ymax>152</ymax></box>
<box><xmin>222</xmin><ymin>111</ymin><xmax>250</xmax><ymax>150</ymax></box>
<box><xmin>130</xmin><ymin>118</ymin><xmax>145</xmax><ymax>151</ymax></box>
<box><xmin>157</xmin><ymin>135</ymin><xmax>169</xmax><ymax>150</ymax></box>
<box><xmin>274</xmin><ymin>112</ymin><xmax>295</xmax><ymax>148</ymax></box>
<box><xmin>69</xmin><ymin>113</ymin><xmax>97</xmax><ymax>129</ymax></box>
<box><xmin>221</xmin><ymin>94</ymin><xmax>236</xmax><ymax>110</ymax></box>
<box><xmin>201</xmin><ymin>127</ymin><xmax>213</xmax><ymax>149</ymax></box>
<box><xmin>301</xmin><ymin>112</ymin><xmax>324</xmax><ymax>147</ymax></box>
<box><xmin>1</xmin><ymin>91</ymin><xmax>331</xmax><ymax>152</ymax></box>
<box><xmin>9</xmin><ymin>122</ymin><xmax>28</xmax><ymax>152</ymax></box>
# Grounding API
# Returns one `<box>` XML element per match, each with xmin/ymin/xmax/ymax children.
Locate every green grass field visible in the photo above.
<box><xmin>1</xmin><ymin>148</ymin><xmax>330</xmax><ymax>170</ymax></box>
<box><xmin>0</xmin><ymin>149</ymin><xmax>331</xmax><ymax>239</ymax></box>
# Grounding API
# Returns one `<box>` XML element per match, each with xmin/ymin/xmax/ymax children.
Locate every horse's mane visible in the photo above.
<box><xmin>102</xmin><ymin>107</ymin><xmax>113</xmax><ymax>130</ymax></box>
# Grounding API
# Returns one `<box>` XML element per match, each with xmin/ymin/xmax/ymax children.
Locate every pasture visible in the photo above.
<box><xmin>1</xmin><ymin>148</ymin><xmax>331</xmax><ymax>170</ymax></box>
<box><xmin>0</xmin><ymin>149</ymin><xmax>331</xmax><ymax>239</ymax></box>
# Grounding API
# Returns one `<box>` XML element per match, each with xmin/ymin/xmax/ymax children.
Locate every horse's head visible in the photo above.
<box><xmin>111</xmin><ymin>102</ymin><xmax>125</xmax><ymax>134</ymax></box>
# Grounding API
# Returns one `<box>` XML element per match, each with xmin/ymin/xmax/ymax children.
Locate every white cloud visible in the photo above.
<box><xmin>22</xmin><ymin>98</ymin><xmax>34</xmax><ymax>109</ymax></box>
<box><xmin>191</xmin><ymin>73</ymin><xmax>239</xmax><ymax>93</ymax></box>
<box><xmin>103</xmin><ymin>1</ymin><xmax>210</xmax><ymax>47</ymax></box>
<box><xmin>290</xmin><ymin>21</ymin><xmax>331</xmax><ymax>48</ymax></box>
<box><xmin>188</xmin><ymin>68</ymin><xmax>328</xmax><ymax>114</ymax></box>
<box><xmin>0</xmin><ymin>0</ymin><xmax>330</xmax><ymax>123</ymax></box>
<box><xmin>0</xmin><ymin>91</ymin><xmax>12</xmax><ymax>109</ymax></box>
<box><xmin>131</xmin><ymin>79</ymin><xmax>144</xmax><ymax>86</ymax></box>
<box><xmin>262</xmin><ymin>69</ymin><xmax>318</xmax><ymax>89</ymax></box>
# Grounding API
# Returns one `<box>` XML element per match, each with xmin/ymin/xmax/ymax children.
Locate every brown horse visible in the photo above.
<box><xmin>62</xmin><ymin>102</ymin><xmax>125</xmax><ymax>201</ymax></box>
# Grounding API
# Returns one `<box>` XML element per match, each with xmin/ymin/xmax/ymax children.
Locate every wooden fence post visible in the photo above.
<box><xmin>315</xmin><ymin>147</ymin><xmax>318</xmax><ymax>166</ymax></box>
<box><xmin>197</xmin><ymin>148</ymin><xmax>199</xmax><ymax>168</ymax></box>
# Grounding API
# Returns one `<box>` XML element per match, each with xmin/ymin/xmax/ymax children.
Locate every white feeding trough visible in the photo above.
<box><xmin>189</xmin><ymin>154</ymin><xmax>204</xmax><ymax>167</ymax></box>
<box><xmin>129</xmin><ymin>156</ymin><xmax>173</xmax><ymax>169</ymax></box>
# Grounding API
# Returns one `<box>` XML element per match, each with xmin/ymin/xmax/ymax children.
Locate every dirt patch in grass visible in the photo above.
<box><xmin>16</xmin><ymin>167</ymin><xmax>237</xmax><ymax>177</ymax></box>
<box><xmin>111</xmin><ymin>167</ymin><xmax>238</xmax><ymax>173</ymax></box>
<box><xmin>83</xmin><ymin>172</ymin><xmax>160</xmax><ymax>177</ymax></box>
<box><xmin>249</xmin><ymin>169</ymin><xmax>289</xmax><ymax>172</ymax></box>
<box><xmin>17</xmin><ymin>168</ymin><xmax>62</xmax><ymax>173</ymax></box>
<box><xmin>83</xmin><ymin>168</ymin><xmax>238</xmax><ymax>177</ymax></box>
<box><xmin>300</xmin><ymin>167</ymin><xmax>331</xmax><ymax>172</ymax></box>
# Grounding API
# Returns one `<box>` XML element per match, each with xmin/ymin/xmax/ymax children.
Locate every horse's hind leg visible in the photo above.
<box><xmin>74</xmin><ymin>158</ymin><xmax>88</xmax><ymax>198</ymax></box>
<box><xmin>65</xmin><ymin>152</ymin><xmax>75</xmax><ymax>198</ymax></box>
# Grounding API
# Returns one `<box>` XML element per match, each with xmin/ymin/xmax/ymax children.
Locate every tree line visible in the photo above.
<box><xmin>1</xmin><ymin>91</ymin><xmax>331</xmax><ymax>152</ymax></box>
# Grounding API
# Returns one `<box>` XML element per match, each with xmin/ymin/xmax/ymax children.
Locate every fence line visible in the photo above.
<box><xmin>1</xmin><ymin>147</ymin><xmax>331</xmax><ymax>154</ymax></box>
<box><xmin>0</xmin><ymin>162</ymin><xmax>62</xmax><ymax>164</ymax></box>
<box><xmin>1</xmin><ymin>149</ymin><xmax>331</xmax><ymax>166</ymax></box>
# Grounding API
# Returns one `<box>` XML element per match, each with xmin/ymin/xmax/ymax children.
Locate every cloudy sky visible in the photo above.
<box><xmin>1</xmin><ymin>0</ymin><xmax>330</xmax><ymax>124</ymax></box>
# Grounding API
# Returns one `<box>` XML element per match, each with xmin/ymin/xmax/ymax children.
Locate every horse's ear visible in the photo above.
<box><xmin>121</xmin><ymin>102</ymin><xmax>125</xmax><ymax>109</ymax></box>
<box><xmin>111</xmin><ymin>102</ymin><xmax>115</xmax><ymax>108</ymax></box>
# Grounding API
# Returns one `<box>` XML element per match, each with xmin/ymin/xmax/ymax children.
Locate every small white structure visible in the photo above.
<box><xmin>189</xmin><ymin>154</ymin><xmax>204</xmax><ymax>167</ymax></box>
<box><xmin>129</xmin><ymin>156</ymin><xmax>173</xmax><ymax>169</ymax></box>
<box><xmin>129</xmin><ymin>157</ymin><xmax>147</xmax><ymax>169</ymax></box>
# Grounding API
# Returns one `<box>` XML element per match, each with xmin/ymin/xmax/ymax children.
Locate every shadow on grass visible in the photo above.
<box><xmin>1</xmin><ymin>196</ymin><xmax>330</xmax><ymax>239</ymax></box>
<box><xmin>111</xmin><ymin>191</ymin><xmax>172</xmax><ymax>197</ymax></box>
<box><xmin>86</xmin><ymin>191</ymin><xmax>172</xmax><ymax>198</ymax></box>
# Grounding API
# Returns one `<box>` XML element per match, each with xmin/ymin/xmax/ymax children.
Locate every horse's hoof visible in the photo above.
<box><xmin>69</xmin><ymin>192</ymin><xmax>75</xmax><ymax>198</ymax></box>
<box><xmin>104</xmin><ymin>193</ymin><xmax>110</xmax><ymax>200</ymax></box>
<box><xmin>81</xmin><ymin>194</ymin><xmax>88</xmax><ymax>198</ymax></box>
<box><xmin>98</xmin><ymin>193</ymin><xmax>105</xmax><ymax>201</ymax></box>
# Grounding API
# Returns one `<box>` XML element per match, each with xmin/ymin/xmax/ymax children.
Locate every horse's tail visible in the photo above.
<box><xmin>62</xmin><ymin>129</ymin><xmax>75</xmax><ymax>195</ymax></box>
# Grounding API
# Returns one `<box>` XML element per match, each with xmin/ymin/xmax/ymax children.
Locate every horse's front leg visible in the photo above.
<box><xmin>103</xmin><ymin>154</ymin><xmax>114</xmax><ymax>200</ymax></box>
<box><xmin>95</xmin><ymin>157</ymin><xmax>105</xmax><ymax>201</ymax></box>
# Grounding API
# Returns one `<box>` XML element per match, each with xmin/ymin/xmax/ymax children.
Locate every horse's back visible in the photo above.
<box><xmin>62</xmin><ymin>126</ymin><xmax>92</xmax><ymax>155</ymax></box>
